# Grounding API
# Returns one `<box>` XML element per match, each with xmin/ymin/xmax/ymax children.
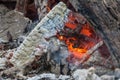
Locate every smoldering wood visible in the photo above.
<box><xmin>34</xmin><ymin>0</ymin><xmax>120</xmax><ymax>68</ymax></box>
<box><xmin>69</xmin><ymin>0</ymin><xmax>120</xmax><ymax>67</ymax></box>
<box><xmin>80</xmin><ymin>41</ymin><xmax>104</xmax><ymax>64</ymax></box>
<box><xmin>0</xmin><ymin>2</ymin><xmax>119</xmax><ymax>78</ymax></box>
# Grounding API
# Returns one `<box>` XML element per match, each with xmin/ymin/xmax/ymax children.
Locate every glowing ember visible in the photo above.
<box><xmin>80</xmin><ymin>23</ymin><xmax>92</xmax><ymax>37</ymax></box>
<box><xmin>65</xmin><ymin>13</ymin><xmax>77</xmax><ymax>29</ymax></box>
<box><xmin>46</xmin><ymin>1</ymin><xmax>100</xmax><ymax>59</ymax></box>
<box><xmin>57</xmin><ymin>12</ymin><xmax>100</xmax><ymax>59</ymax></box>
<box><xmin>65</xmin><ymin>22</ymin><xmax>77</xmax><ymax>29</ymax></box>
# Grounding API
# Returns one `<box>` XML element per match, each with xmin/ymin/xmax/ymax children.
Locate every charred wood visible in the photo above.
<box><xmin>69</xmin><ymin>0</ymin><xmax>120</xmax><ymax>67</ymax></box>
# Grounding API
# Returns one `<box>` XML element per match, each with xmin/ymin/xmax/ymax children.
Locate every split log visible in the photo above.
<box><xmin>0</xmin><ymin>2</ymin><xmax>69</xmax><ymax>78</ymax></box>
<box><xmin>10</xmin><ymin>2</ymin><xmax>70</xmax><ymax>71</ymax></box>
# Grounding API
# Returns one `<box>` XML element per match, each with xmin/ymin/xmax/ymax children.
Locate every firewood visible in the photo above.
<box><xmin>80</xmin><ymin>41</ymin><xmax>104</xmax><ymax>64</ymax></box>
<box><xmin>69</xmin><ymin>0</ymin><xmax>120</xmax><ymax>67</ymax></box>
<box><xmin>0</xmin><ymin>2</ymin><xmax>69</xmax><ymax>78</ymax></box>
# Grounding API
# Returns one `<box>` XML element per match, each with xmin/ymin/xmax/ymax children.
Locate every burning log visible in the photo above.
<box><xmin>1</xmin><ymin>2</ymin><xmax>103</xmax><ymax>77</ymax></box>
<box><xmin>79</xmin><ymin>41</ymin><xmax>104</xmax><ymax>64</ymax></box>
<box><xmin>69</xmin><ymin>0</ymin><xmax>120</xmax><ymax>67</ymax></box>
<box><xmin>1</xmin><ymin>1</ymin><xmax>119</xmax><ymax>79</ymax></box>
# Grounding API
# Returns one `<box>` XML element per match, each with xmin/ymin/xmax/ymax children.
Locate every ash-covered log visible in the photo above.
<box><xmin>9</xmin><ymin>2</ymin><xmax>70</xmax><ymax>76</ymax></box>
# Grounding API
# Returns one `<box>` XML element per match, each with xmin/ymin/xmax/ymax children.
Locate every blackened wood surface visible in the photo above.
<box><xmin>15</xmin><ymin>0</ymin><xmax>38</xmax><ymax>20</ymax></box>
<box><xmin>69</xmin><ymin>0</ymin><xmax>120</xmax><ymax>67</ymax></box>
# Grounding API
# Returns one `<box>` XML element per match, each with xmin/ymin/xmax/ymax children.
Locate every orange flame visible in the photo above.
<box><xmin>57</xmin><ymin>12</ymin><xmax>99</xmax><ymax>59</ymax></box>
<box><xmin>65</xmin><ymin>23</ymin><xmax>77</xmax><ymax>29</ymax></box>
<box><xmin>57</xmin><ymin>35</ymin><xmax>88</xmax><ymax>59</ymax></box>
<box><xmin>80</xmin><ymin>23</ymin><xmax>92</xmax><ymax>37</ymax></box>
<box><xmin>65</xmin><ymin>12</ymin><xmax>77</xmax><ymax>29</ymax></box>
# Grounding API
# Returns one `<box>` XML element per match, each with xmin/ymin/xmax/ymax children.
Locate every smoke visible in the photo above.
<box><xmin>47</xmin><ymin>37</ymin><xmax>69</xmax><ymax>65</ymax></box>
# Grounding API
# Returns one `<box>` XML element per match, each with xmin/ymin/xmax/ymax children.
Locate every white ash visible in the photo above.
<box><xmin>114</xmin><ymin>68</ymin><xmax>120</xmax><ymax>79</ymax></box>
<box><xmin>58</xmin><ymin>75</ymin><xmax>71</xmax><ymax>80</ymax></box>
<box><xmin>72</xmin><ymin>67</ymin><xmax>101</xmax><ymax>80</ymax></box>
<box><xmin>27</xmin><ymin>68</ymin><xmax>103</xmax><ymax>80</ymax></box>
<box><xmin>0</xmin><ymin>4</ymin><xmax>9</xmax><ymax>16</ymax></box>
<box><xmin>0</xmin><ymin>58</ymin><xmax>7</xmax><ymax>69</ymax></box>
<box><xmin>27</xmin><ymin>73</ymin><xmax>56</xmax><ymax>80</ymax></box>
<box><xmin>0</xmin><ymin>38</ymin><xmax>6</xmax><ymax>43</ymax></box>
<box><xmin>27</xmin><ymin>74</ymin><xmax>71</xmax><ymax>80</ymax></box>
<box><xmin>10</xmin><ymin>2</ymin><xmax>70</xmax><ymax>69</ymax></box>
<box><xmin>100</xmin><ymin>75</ymin><xmax>115</xmax><ymax>80</ymax></box>
<box><xmin>16</xmin><ymin>35</ymin><xmax>26</xmax><ymax>46</ymax></box>
<box><xmin>33</xmin><ymin>42</ymin><xmax>48</xmax><ymax>56</ymax></box>
<box><xmin>0</xmin><ymin>10</ymin><xmax>30</xmax><ymax>41</ymax></box>
<box><xmin>47</xmin><ymin>37</ymin><xmax>69</xmax><ymax>65</ymax></box>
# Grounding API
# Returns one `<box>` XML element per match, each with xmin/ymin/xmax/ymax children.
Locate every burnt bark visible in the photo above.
<box><xmin>69</xmin><ymin>0</ymin><xmax>120</xmax><ymax>67</ymax></box>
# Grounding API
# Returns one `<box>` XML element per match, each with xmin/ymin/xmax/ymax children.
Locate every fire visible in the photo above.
<box><xmin>57</xmin><ymin>12</ymin><xmax>100</xmax><ymax>59</ymax></box>
<box><xmin>65</xmin><ymin>23</ymin><xmax>77</xmax><ymax>29</ymax></box>
<box><xmin>65</xmin><ymin>13</ymin><xmax>77</xmax><ymax>29</ymax></box>
<box><xmin>46</xmin><ymin>0</ymin><xmax>76</xmax><ymax>12</ymax></box>
<box><xmin>46</xmin><ymin>1</ymin><xmax>97</xmax><ymax>59</ymax></box>
<box><xmin>57</xmin><ymin>35</ymin><xmax>89</xmax><ymax>59</ymax></box>
<box><xmin>80</xmin><ymin>23</ymin><xmax>92</xmax><ymax>37</ymax></box>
